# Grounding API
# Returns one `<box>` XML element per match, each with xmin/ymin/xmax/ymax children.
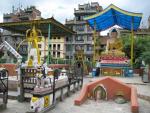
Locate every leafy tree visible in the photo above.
<box><xmin>142</xmin><ymin>51</ymin><xmax>150</xmax><ymax>65</ymax></box>
<box><xmin>122</xmin><ymin>35</ymin><xmax>150</xmax><ymax>68</ymax></box>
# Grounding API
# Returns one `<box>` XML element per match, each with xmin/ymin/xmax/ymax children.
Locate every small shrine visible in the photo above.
<box><xmin>100</xmin><ymin>29</ymin><xmax>131</xmax><ymax>76</ymax></box>
<box><xmin>84</xmin><ymin>4</ymin><xmax>142</xmax><ymax>77</ymax></box>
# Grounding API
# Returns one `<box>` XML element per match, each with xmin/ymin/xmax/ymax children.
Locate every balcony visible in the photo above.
<box><xmin>3</xmin><ymin>13</ymin><xmax>13</xmax><ymax>18</ymax></box>
<box><xmin>65</xmin><ymin>51</ymin><xmax>74</xmax><ymax>56</ymax></box>
<box><xmin>76</xmin><ymin>31</ymin><xmax>87</xmax><ymax>35</ymax></box>
<box><xmin>84</xmin><ymin>50</ymin><xmax>93</xmax><ymax>55</ymax></box>
<box><xmin>75</xmin><ymin>21</ymin><xmax>87</xmax><ymax>25</ymax></box>
<box><xmin>74</xmin><ymin>9</ymin><xmax>97</xmax><ymax>14</ymax></box>
<box><xmin>84</xmin><ymin>40</ymin><xmax>94</xmax><ymax>44</ymax></box>
<box><xmin>65</xmin><ymin>19</ymin><xmax>75</xmax><ymax>24</ymax></box>
<box><xmin>86</xmin><ymin>30</ymin><xmax>93</xmax><ymax>34</ymax></box>
<box><xmin>75</xmin><ymin>40</ymin><xmax>85</xmax><ymax>44</ymax></box>
<box><xmin>65</xmin><ymin>41</ymin><xmax>74</xmax><ymax>44</ymax></box>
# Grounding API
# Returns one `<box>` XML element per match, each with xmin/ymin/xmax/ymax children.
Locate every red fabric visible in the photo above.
<box><xmin>101</xmin><ymin>60</ymin><xmax>128</xmax><ymax>64</ymax></box>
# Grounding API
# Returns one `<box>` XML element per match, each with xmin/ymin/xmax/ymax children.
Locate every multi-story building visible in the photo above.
<box><xmin>1</xmin><ymin>6</ymin><xmax>42</xmax><ymax>62</ymax></box>
<box><xmin>119</xmin><ymin>28</ymin><xmax>150</xmax><ymax>38</ymax></box>
<box><xmin>34</xmin><ymin>36</ymin><xmax>65</xmax><ymax>63</ymax></box>
<box><xmin>65</xmin><ymin>2</ymin><xmax>103</xmax><ymax>61</ymax></box>
<box><xmin>118</xmin><ymin>16</ymin><xmax>150</xmax><ymax>38</ymax></box>
<box><xmin>3</xmin><ymin>6</ymin><xmax>41</xmax><ymax>22</ymax></box>
<box><xmin>49</xmin><ymin>37</ymin><xmax>66</xmax><ymax>59</ymax></box>
<box><xmin>1</xmin><ymin>6</ymin><xmax>70</xmax><ymax>64</ymax></box>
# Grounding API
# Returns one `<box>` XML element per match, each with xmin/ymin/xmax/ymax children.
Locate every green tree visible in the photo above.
<box><xmin>142</xmin><ymin>51</ymin><xmax>150</xmax><ymax>65</ymax></box>
<box><xmin>122</xmin><ymin>35</ymin><xmax>150</xmax><ymax>68</ymax></box>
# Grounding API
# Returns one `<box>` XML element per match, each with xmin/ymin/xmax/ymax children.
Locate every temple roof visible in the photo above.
<box><xmin>0</xmin><ymin>17</ymin><xmax>75</xmax><ymax>37</ymax></box>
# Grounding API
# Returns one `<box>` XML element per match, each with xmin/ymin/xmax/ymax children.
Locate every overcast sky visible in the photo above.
<box><xmin>0</xmin><ymin>0</ymin><xmax>150</xmax><ymax>28</ymax></box>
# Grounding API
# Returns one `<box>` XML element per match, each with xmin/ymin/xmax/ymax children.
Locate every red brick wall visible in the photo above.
<box><xmin>0</xmin><ymin>64</ymin><xmax>17</xmax><ymax>76</ymax></box>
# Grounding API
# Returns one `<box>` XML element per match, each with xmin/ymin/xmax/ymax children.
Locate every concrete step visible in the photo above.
<box><xmin>0</xmin><ymin>91</ymin><xmax>32</xmax><ymax>100</ymax></box>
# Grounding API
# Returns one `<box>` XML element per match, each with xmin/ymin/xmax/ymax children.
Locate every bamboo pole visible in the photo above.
<box><xmin>93</xmin><ymin>20</ymin><xmax>96</xmax><ymax>67</ymax></box>
<box><xmin>131</xmin><ymin>17</ymin><xmax>134</xmax><ymax>68</ymax></box>
<box><xmin>47</xmin><ymin>24</ymin><xmax>51</xmax><ymax>64</ymax></box>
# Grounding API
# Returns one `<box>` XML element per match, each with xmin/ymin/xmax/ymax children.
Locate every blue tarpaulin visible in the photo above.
<box><xmin>84</xmin><ymin>4</ymin><xmax>143</xmax><ymax>31</ymax></box>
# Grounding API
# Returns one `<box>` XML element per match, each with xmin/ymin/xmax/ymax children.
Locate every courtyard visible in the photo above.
<box><xmin>1</xmin><ymin>76</ymin><xmax>150</xmax><ymax>113</ymax></box>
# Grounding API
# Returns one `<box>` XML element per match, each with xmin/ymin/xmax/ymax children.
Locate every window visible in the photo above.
<box><xmin>76</xmin><ymin>25</ymin><xmax>85</xmax><ymax>31</ymax></box>
<box><xmin>49</xmin><ymin>44</ymin><xmax>51</xmax><ymax>50</ymax></box>
<box><xmin>76</xmin><ymin>15</ymin><xmax>85</xmax><ymax>21</ymax></box>
<box><xmin>57</xmin><ymin>44</ymin><xmax>60</xmax><ymax>50</ymax></box>
<box><xmin>66</xmin><ymin>37</ymin><xmax>72</xmax><ymax>42</ymax></box>
<box><xmin>57</xmin><ymin>52</ymin><xmax>60</xmax><ymax>58</ymax></box>
<box><xmin>66</xmin><ymin>37</ymin><xmax>69</xmax><ymax>41</ymax></box>
<box><xmin>87</xmin><ymin>45</ymin><xmax>93</xmax><ymax>51</ymax></box>
<box><xmin>69</xmin><ymin>26</ymin><xmax>73</xmax><ymax>30</ymax></box>
<box><xmin>66</xmin><ymin>56</ymin><xmax>69</xmax><ymax>59</ymax></box>
<box><xmin>53</xmin><ymin>44</ymin><xmax>56</xmax><ymax>50</ymax></box>
<box><xmin>49</xmin><ymin>52</ymin><xmax>51</xmax><ymax>56</ymax></box>
<box><xmin>101</xmin><ymin>44</ymin><xmax>105</xmax><ymax>48</ymax></box>
<box><xmin>87</xmin><ymin>57</ymin><xmax>91</xmax><ymax>61</ymax></box>
<box><xmin>38</xmin><ymin>44</ymin><xmax>41</xmax><ymax>48</ymax></box>
<box><xmin>4</xmin><ymin>37</ymin><xmax>8</xmax><ymax>41</ymax></box>
<box><xmin>87</xmin><ymin>36</ymin><xmax>93</xmax><ymax>41</ymax></box>
<box><xmin>77</xmin><ymin>16</ymin><xmax>81</xmax><ymax>21</ymax></box>
<box><xmin>76</xmin><ymin>36</ymin><xmax>84</xmax><ymax>41</ymax></box>
<box><xmin>66</xmin><ymin>45</ymin><xmax>72</xmax><ymax>51</ymax></box>
<box><xmin>87</xmin><ymin>25</ymin><xmax>92</xmax><ymax>32</ymax></box>
<box><xmin>53</xmin><ymin>52</ymin><xmax>56</xmax><ymax>57</ymax></box>
<box><xmin>57</xmin><ymin>37</ymin><xmax>61</xmax><ymax>39</ymax></box>
<box><xmin>75</xmin><ymin>45</ymin><xmax>84</xmax><ymax>51</ymax></box>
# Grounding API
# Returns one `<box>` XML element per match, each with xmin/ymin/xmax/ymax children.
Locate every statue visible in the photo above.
<box><xmin>102</xmin><ymin>29</ymin><xmax>125</xmax><ymax>56</ymax></box>
<box><xmin>26</xmin><ymin>25</ymin><xmax>43</xmax><ymax>67</ymax></box>
<box><xmin>35</xmin><ymin>66</ymin><xmax>51</xmax><ymax>89</ymax></box>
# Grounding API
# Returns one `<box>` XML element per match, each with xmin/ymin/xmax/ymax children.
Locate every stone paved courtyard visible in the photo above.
<box><xmin>49</xmin><ymin>91</ymin><xmax>132</xmax><ymax>113</ymax></box>
<box><xmin>1</xmin><ymin>76</ymin><xmax>150</xmax><ymax>113</ymax></box>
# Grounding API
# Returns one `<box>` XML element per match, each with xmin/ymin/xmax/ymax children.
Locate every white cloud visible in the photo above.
<box><xmin>0</xmin><ymin>0</ymin><xmax>149</xmax><ymax>26</ymax></box>
<box><xmin>0</xmin><ymin>15</ymin><xmax>3</xmax><ymax>22</ymax></box>
<box><xmin>33</xmin><ymin>1</ymin><xmax>75</xmax><ymax>23</ymax></box>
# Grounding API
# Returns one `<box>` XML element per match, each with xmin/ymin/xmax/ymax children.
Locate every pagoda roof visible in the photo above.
<box><xmin>0</xmin><ymin>17</ymin><xmax>75</xmax><ymax>37</ymax></box>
